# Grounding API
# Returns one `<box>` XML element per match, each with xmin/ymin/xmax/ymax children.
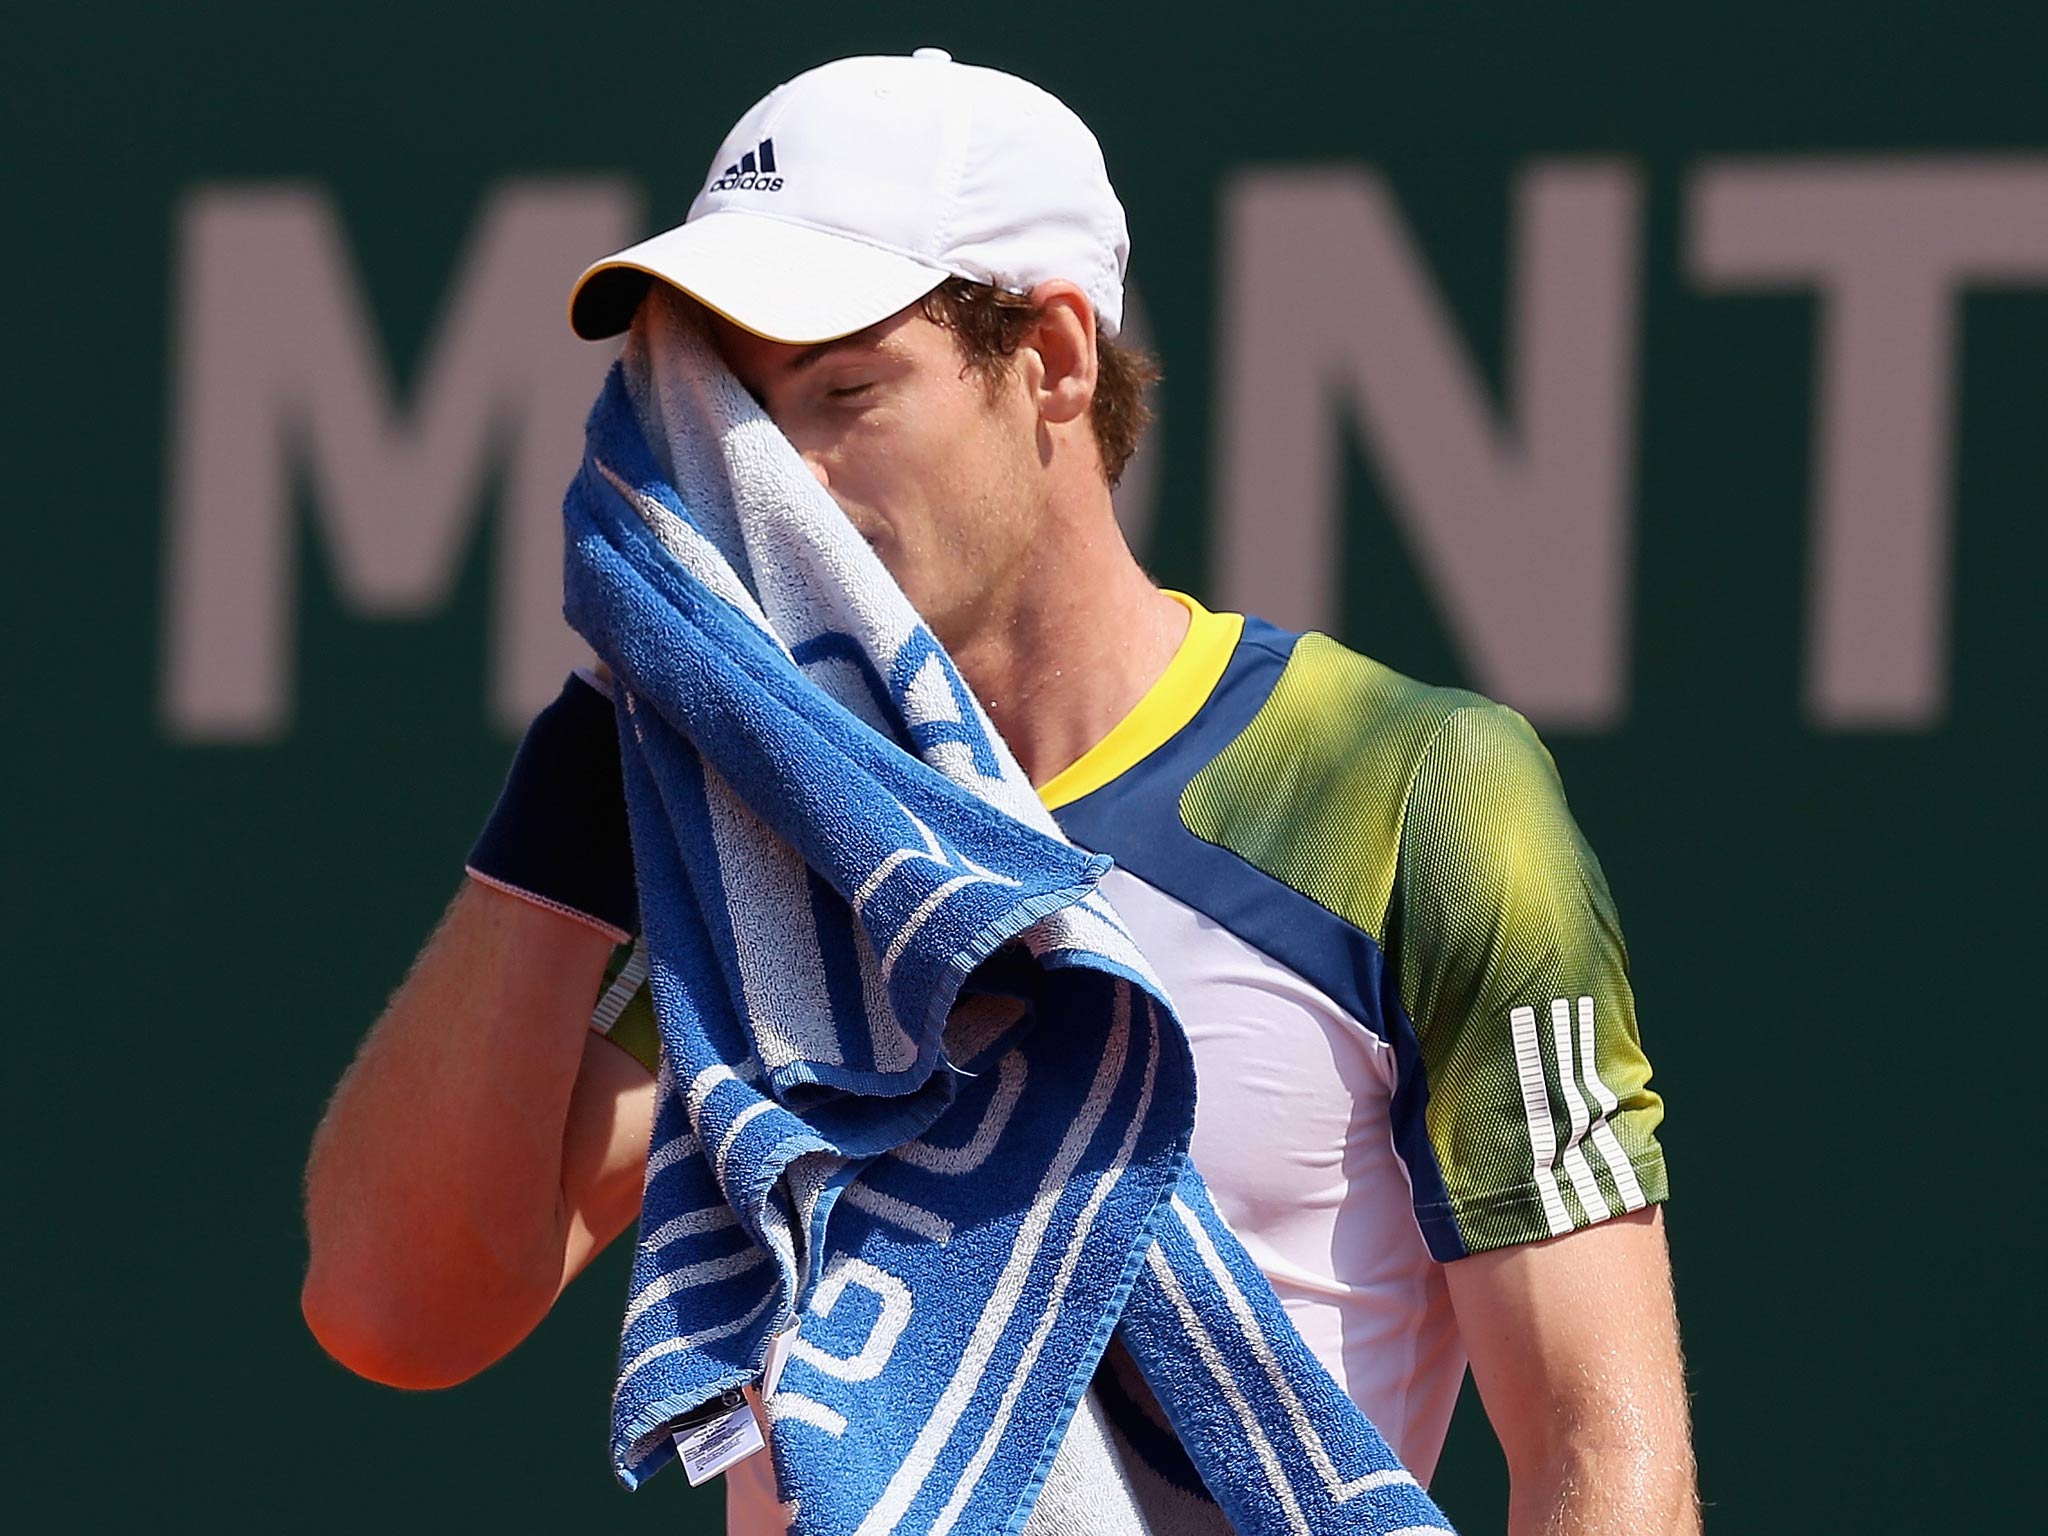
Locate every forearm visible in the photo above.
<box><xmin>1508</xmin><ymin>1433</ymin><xmax>1700</xmax><ymax>1536</ymax></box>
<box><xmin>301</xmin><ymin>877</ymin><xmax>616</xmax><ymax>1387</ymax></box>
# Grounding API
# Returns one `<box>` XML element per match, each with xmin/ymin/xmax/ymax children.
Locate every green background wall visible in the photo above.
<box><xmin>11</xmin><ymin>3</ymin><xmax>2043</xmax><ymax>1529</ymax></box>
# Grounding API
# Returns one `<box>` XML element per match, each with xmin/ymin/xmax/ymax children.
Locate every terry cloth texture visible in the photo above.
<box><xmin>561</xmin><ymin>287</ymin><xmax>1455</xmax><ymax>1536</ymax></box>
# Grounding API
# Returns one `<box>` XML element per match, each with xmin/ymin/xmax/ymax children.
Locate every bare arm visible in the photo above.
<box><xmin>1444</xmin><ymin>1206</ymin><xmax>1699</xmax><ymax>1536</ymax></box>
<box><xmin>301</xmin><ymin>878</ymin><xmax>656</xmax><ymax>1388</ymax></box>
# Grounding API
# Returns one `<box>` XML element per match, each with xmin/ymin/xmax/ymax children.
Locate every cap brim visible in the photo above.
<box><xmin>568</xmin><ymin>212</ymin><xmax>953</xmax><ymax>343</ymax></box>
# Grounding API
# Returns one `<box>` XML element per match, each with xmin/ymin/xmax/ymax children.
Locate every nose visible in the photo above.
<box><xmin>800</xmin><ymin>450</ymin><xmax>830</xmax><ymax>492</ymax></box>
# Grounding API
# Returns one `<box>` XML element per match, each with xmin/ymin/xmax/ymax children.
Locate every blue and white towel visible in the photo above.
<box><xmin>562</xmin><ymin>287</ymin><xmax>1454</xmax><ymax>1536</ymax></box>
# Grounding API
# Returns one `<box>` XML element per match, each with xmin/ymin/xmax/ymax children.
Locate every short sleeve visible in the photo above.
<box><xmin>591</xmin><ymin>936</ymin><xmax>661</xmax><ymax>1076</ymax></box>
<box><xmin>1392</xmin><ymin>705</ymin><xmax>1667</xmax><ymax>1257</ymax></box>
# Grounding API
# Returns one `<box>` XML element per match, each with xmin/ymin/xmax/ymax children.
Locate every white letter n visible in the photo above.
<box><xmin>1215</xmin><ymin>164</ymin><xmax>1642</xmax><ymax>726</ymax></box>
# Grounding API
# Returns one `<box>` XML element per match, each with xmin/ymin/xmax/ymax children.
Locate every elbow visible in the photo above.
<box><xmin>1504</xmin><ymin>1425</ymin><xmax>1700</xmax><ymax>1536</ymax></box>
<box><xmin>300</xmin><ymin>1249</ymin><xmax>541</xmax><ymax>1391</ymax></box>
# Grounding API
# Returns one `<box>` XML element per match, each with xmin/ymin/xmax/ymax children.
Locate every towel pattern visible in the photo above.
<box><xmin>563</xmin><ymin>290</ymin><xmax>1453</xmax><ymax>1536</ymax></box>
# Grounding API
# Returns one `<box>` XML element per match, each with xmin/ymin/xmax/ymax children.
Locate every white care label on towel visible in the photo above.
<box><xmin>674</xmin><ymin>1388</ymin><xmax>765</xmax><ymax>1486</ymax></box>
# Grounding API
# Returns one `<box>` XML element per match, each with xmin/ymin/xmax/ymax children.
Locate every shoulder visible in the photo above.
<box><xmin>1394</xmin><ymin>689</ymin><xmax>1608</xmax><ymax>951</ymax></box>
<box><xmin>1178</xmin><ymin>625</ymin><xmax>1501</xmax><ymax>942</ymax></box>
<box><xmin>1224</xmin><ymin>625</ymin><xmax>1486</xmax><ymax>759</ymax></box>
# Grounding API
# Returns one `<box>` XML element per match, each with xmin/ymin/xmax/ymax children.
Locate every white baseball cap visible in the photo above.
<box><xmin>567</xmin><ymin>48</ymin><xmax>1130</xmax><ymax>344</ymax></box>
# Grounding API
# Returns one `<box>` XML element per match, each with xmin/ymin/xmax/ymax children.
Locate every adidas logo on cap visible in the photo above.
<box><xmin>709</xmin><ymin>138</ymin><xmax>783</xmax><ymax>193</ymax></box>
<box><xmin>567</xmin><ymin>52</ymin><xmax>1133</xmax><ymax>344</ymax></box>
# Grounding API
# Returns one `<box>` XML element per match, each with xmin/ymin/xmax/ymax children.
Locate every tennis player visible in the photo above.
<box><xmin>303</xmin><ymin>49</ymin><xmax>1700</xmax><ymax>1535</ymax></box>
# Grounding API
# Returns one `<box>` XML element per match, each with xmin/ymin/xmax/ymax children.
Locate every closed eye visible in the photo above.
<box><xmin>827</xmin><ymin>383</ymin><xmax>874</xmax><ymax>400</ymax></box>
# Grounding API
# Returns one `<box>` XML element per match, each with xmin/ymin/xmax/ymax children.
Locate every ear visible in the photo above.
<box><xmin>1020</xmin><ymin>281</ymin><xmax>1098</xmax><ymax>427</ymax></box>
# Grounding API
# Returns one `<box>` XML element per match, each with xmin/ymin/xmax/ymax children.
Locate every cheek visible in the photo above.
<box><xmin>917</xmin><ymin>380</ymin><xmax>1034</xmax><ymax>490</ymax></box>
<box><xmin>839</xmin><ymin>394</ymin><xmax>993</xmax><ymax>505</ymax></box>
<box><xmin>807</xmin><ymin>372</ymin><xmax>1033</xmax><ymax>551</ymax></box>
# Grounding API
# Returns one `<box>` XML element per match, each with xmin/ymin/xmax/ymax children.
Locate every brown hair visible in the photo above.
<box><xmin>917</xmin><ymin>277</ymin><xmax>1159</xmax><ymax>489</ymax></box>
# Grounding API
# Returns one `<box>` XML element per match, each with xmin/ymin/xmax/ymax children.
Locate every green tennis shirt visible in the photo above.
<box><xmin>587</xmin><ymin>593</ymin><xmax>1667</xmax><ymax>1262</ymax></box>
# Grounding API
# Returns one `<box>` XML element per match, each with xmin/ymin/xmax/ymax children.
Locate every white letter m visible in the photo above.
<box><xmin>162</xmin><ymin>180</ymin><xmax>638</xmax><ymax>739</ymax></box>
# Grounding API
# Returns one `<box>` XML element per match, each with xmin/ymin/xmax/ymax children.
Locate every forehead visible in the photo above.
<box><xmin>702</xmin><ymin>298</ymin><xmax>950</xmax><ymax>393</ymax></box>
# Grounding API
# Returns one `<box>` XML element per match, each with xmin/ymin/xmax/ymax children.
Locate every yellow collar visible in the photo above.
<box><xmin>1036</xmin><ymin>592</ymin><xmax>1245</xmax><ymax>812</ymax></box>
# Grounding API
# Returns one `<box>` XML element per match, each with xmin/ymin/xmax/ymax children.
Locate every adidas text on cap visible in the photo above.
<box><xmin>567</xmin><ymin>49</ymin><xmax>1130</xmax><ymax>345</ymax></box>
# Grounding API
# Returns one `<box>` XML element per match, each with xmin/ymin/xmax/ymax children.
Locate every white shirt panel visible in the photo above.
<box><xmin>1097</xmin><ymin>867</ymin><xmax>1465</xmax><ymax>1484</ymax></box>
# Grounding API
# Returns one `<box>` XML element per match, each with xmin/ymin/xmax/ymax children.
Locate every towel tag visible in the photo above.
<box><xmin>672</xmin><ymin>1389</ymin><xmax>765</xmax><ymax>1486</ymax></box>
<box><xmin>761</xmin><ymin>1324</ymin><xmax>801</xmax><ymax>1399</ymax></box>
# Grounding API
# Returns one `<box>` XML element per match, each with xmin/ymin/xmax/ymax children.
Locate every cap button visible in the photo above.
<box><xmin>912</xmin><ymin>47</ymin><xmax>952</xmax><ymax>62</ymax></box>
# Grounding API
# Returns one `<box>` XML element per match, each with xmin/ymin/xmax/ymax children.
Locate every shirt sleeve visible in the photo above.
<box><xmin>1390</xmin><ymin>704</ymin><xmax>1667</xmax><ymax>1258</ymax></box>
<box><xmin>590</xmin><ymin>935</ymin><xmax>661</xmax><ymax>1076</ymax></box>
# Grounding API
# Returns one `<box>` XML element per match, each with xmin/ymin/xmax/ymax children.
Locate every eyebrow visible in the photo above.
<box><xmin>786</xmin><ymin>326</ymin><xmax>886</xmax><ymax>375</ymax></box>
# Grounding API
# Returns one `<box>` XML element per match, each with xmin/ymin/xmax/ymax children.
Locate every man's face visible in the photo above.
<box><xmin>703</xmin><ymin>302</ymin><xmax>1045</xmax><ymax>649</ymax></box>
